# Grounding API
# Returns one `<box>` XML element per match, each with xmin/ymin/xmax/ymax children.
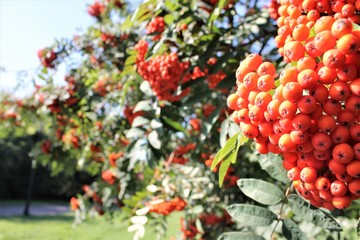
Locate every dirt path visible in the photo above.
<box><xmin>0</xmin><ymin>202</ymin><xmax>70</xmax><ymax>217</ymax></box>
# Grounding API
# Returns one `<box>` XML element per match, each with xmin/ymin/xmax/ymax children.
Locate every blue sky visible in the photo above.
<box><xmin>0</xmin><ymin>0</ymin><xmax>94</xmax><ymax>97</ymax></box>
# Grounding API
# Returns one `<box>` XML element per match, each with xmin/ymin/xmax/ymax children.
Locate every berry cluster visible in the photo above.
<box><xmin>41</xmin><ymin>140</ymin><xmax>52</xmax><ymax>154</ymax></box>
<box><xmin>108</xmin><ymin>152</ymin><xmax>124</xmax><ymax>167</ymax></box>
<box><xmin>106</xmin><ymin>0</ymin><xmax>124</xmax><ymax>8</ymax></box>
<box><xmin>87</xmin><ymin>1</ymin><xmax>105</xmax><ymax>18</ymax></box>
<box><xmin>192</xmin><ymin>58</ymin><xmax>227</xmax><ymax>89</ymax></box>
<box><xmin>149</xmin><ymin>197</ymin><xmax>186</xmax><ymax>215</ymax></box>
<box><xmin>268</xmin><ymin>0</ymin><xmax>280</xmax><ymax>20</ymax></box>
<box><xmin>101</xmin><ymin>169</ymin><xmax>117</xmax><ymax>185</ymax></box>
<box><xmin>227</xmin><ymin>1</ymin><xmax>360</xmax><ymax>210</ymax></box>
<box><xmin>37</xmin><ymin>49</ymin><xmax>57</xmax><ymax>68</ymax></box>
<box><xmin>168</xmin><ymin>143</ymin><xmax>196</xmax><ymax>165</ymax></box>
<box><xmin>70</xmin><ymin>197</ymin><xmax>80</xmax><ymax>210</ymax></box>
<box><xmin>145</xmin><ymin>17</ymin><xmax>165</xmax><ymax>41</ymax></box>
<box><xmin>135</xmin><ymin>40</ymin><xmax>194</xmax><ymax>102</ymax></box>
<box><xmin>123</xmin><ymin>106</ymin><xmax>144</xmax><ymax>125</ymax></box>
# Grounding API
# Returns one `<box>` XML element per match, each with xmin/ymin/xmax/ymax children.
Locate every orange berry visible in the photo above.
<box><xmin>315</xmin><ymin>177</ymin><xmax>331</xmax><ymax>191</ymax></box>
<box><xmin>346</xmin><ymin>160</ymin><xmax>360</xmax><ymax>177</ymax></box>
<box><xmin>348</xmin><ymin>179</ymin><xmax>360</xmax><ymax>196</ymax></box>
<box><xmin>311</xmin><ymin>132</ymin><xmax>332</xmax><ymax>151</ymax></box>
<box><xmin>337</xmin><ymin>33</ymin><xmax>360</xmax><ymax>55</ymax></box>
<box><xmin>278</xmin><ymin>133</ymin><xmax>297</xmax><ymax>152</ymax></box>
<box><xmin>332</xmin><ymin>196</ymin><xmax>351</xmax><ymax>209</ymax></box>
<box><xmin>323</xmin><ymin>49</ymin><xmax>346</xmax><ymax>69</ymax></box>
<box><xmin>300</xmin><ymin>167</ymin><xmax>318</xmax><ymax>183</ymax></box>
<box><xmin>330</xmin><ymin>180</ymin><xmax>348</xmax><ymax>197</ymax></box>
<box><xmin>314</xmin><ymin>30</ymin><xmax>336</xmax><ymax>52</ymax></box>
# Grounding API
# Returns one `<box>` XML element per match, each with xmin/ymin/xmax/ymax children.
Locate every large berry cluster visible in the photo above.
<box><xmin>135</xmin><ymin>40</ymin><xmax>194</xmax><ymax>102</ymax></box>
<box><xmin>145</xmin><ymin>17</ymin><xmax>165</xmax><ymax>41</ymax></box>
<box><xmin>227</xmin><ymin>0</ymin><xmax>360</xmax><ymax>210</ymax></box>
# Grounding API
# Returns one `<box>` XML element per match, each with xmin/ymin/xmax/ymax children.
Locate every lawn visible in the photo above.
<box><xmin>0</xmin><ymin>201</ymin><xmax>182</xmax><ymax>240</ymax></box>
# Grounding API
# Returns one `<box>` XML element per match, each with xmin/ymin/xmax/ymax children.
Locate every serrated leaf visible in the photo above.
<box><xmin>218</xmin><ymin>232</ymin><xmax>265</xmax><ymax>240</ymax></box>
<box><xmin>282</xmin><ymin>219</ymin><xmax>307</xmax><ymax>240</ymax></box>
<box><xmin>237</xmin><ymin>178</ymin><xmax>284</xmax><ymax>205</ymax></box>
<box><xmin>130</xmin><ymin>216</ymin><xmax>148</xmax><ymax>225</ymax></box>
<box><xmin>288</xmin><ymin>195</ymin><xmax>342</xmax><ymax>231</ymax></box>
<box><xmin>258</xmin><ymin>153</ymin><xmax>289</xmax><ymax>184</ymax></box>
<box><xmin>126</xmin><ymin>128</ymin><xmax>145</xmax><ymax>139</ymax></box>
<box><xmin>150</xmin><ymin>119</ymin><xmax>163</xmax><ymax>129</ymax></box>
<box><xmin>192</xmin><ymin>205</ymin><xmax>204</xmax><ymax>214</ymax></box>
<box><xmin>195</xmin><ymin>218</ymin><xmax>204</xmax><ymax>234</ymax></box>
<box><xmin>132</xmin><ymin>116</ymin><xmax>150</xmax><ymax>127</ymax></box>
<box><xmin>133</xmin><ymin>100</ymin><xmax>152</xmax><ymax>112</ymax></box>
<box><xmin>220</xmin><ymin>119</ymin><xmax>230</xmax><ymax>147</ymax></box>
<box><xmin>148</xmin><ymin>130</ymin><xmax>161</xmax><ymax>149</ymax></box>
<box><xmin>226</xmin><ymin>204</ymin><xmax>277</xmax><ymax>226</ymax></box>
<box><xmin>228</xmin><ymin>122</ymin><xmax>241</xmax><ymax>138</ymax></box>
<box><xmin>255</xmin><ymin>17</ymin><xmax>267</xmax><ymax>25</ymax></box>
<box><xmin>140</xmin><ymin>81</ymin><xmax>154</xmax><ymax>96</ymax></box>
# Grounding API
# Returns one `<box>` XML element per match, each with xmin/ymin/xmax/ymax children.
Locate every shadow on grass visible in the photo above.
<box><xmin>0</xmin><ymin>213</ymin><xmax>74</xmax><ymax>223</ymax></box>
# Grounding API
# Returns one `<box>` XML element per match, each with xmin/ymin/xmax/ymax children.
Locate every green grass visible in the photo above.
<box><xmin>0</xmin><ymin>201</ymin><xmax>182</xmax><ymax>240</ymax></box>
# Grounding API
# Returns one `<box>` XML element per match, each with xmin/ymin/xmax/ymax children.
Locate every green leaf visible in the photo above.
<box><xmin>164</xmin><ymin>14</ymin><xmax>175</xmax><ymax>25</ymax></box>
<box><xmin>211</xmin><ymin>148</ymin><xmax>222</xmax><ymax>171</ymax></box>
<box><xmin>352</xmin><ymin>22</ymin><xmax>360</xmax><ymax>30</ymax></box>
<box><xmin>288</xmin><ymin>195</ymin><xmax>342</xmax><ymax>231</ymax></box>
<box><xmin>226</xmin><ymin>204</ymin><xmax>277</xmax><ymax>226</ymax></box>
<box><xmin>218</xmin><ymin>156</ymin><xmax>232</xmax><ymax>187</ymax></box>
<box><xmin>208</xmin><ymin>0</ymin><xmax>229</xmax><ymax>28</ymax></box>
<box><xmin>164</xmin><ymin>0</ymin><xmax>178</xmax><ymax>12</ymax></box>
<box><xmin>309</xmin><ymin>26</ymin><xmax>316</xmax><ymax>38</ymax></box>
<box><xmin>219</xmin><ymin>132</ymin><xmax>239</xmax><ymax>160</ymax></box>
<box><xmin>124</xmin><ymin>55</ymin><xmax>137</xmax><ymax>66</ymax></box>
<box><xmin>148</xmin><ymin>130</ymin><xmax>161</xmax><ymax>149</ymax></box>
<box><xmin>120</xmin><ymin>15</ymin><xmax>132</xmax><ymax>31</ymax></box>
<box><xmin>131</xmin><ymin>116</ymin><xmax>150</xmax><ymax>128</ymax></box>
<box><xmin>161</xmin><ymin>116</ymin><xmax>186</xmax><ymax>133</ymax></box>
<box><xmin>357</xmin><ymin>218</ymin><xmax>360</xmax><ymax>238</ymax></box>
<box><xmin>282</xmin><ymin>219</ymin><xmax>307</xmax><ymax>240</ymax></box>
<box><xmin>258</xmin><ymin>153</ymin><xmax>289</xmax><ymax>184</ymax></box>
<box><xmin>237</xmin><ymin>178</ymin><xmax>285</xmax><ymax>205</ymax></box>
<box><xmin>218</xmin><ymin>232</ymin><xmax>265</xmax><ymax>240</ymax></box>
